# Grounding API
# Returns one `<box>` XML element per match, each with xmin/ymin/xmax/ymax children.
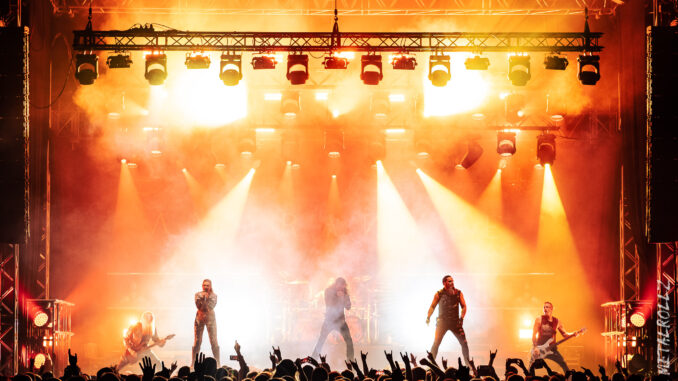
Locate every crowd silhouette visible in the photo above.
<box><xmin>11</xmin><ymin>341</ymin><xmax>674</xmax><ymax>381</ymax></box>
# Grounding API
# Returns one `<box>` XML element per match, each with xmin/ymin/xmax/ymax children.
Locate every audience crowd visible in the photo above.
<box><xmin>10</xmin><ymin>341</ymin><xmax>675</xmax><ymax>381</ymax></box>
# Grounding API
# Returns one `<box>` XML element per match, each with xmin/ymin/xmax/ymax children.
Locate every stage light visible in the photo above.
<box><xmin>282</xmin><ymin>132</ymin><xmax>299</xmax><ymax>163</ymax></box>
<box><xmin>460</xmin><ymin>140</ymin><xmax>483</xmax><ymax>169</ymax></box>
<box><xmin>508</xmin><ymin>55</ymin><xmax>531</xmax><ymax>86</ymax></box>
<box><xmin>369</xmin><ymin>133</ymin><xmax>386</xmax><ymax>163</ymax></box>
<box><xmin>281</xmin><ymin>92</ymin><xmax>300</xmax><ymax>118</ymax></box>
<box><xmin>415</xmin><ymin>129</ymin><xmax>432</xmax><ymax>158</ymax></box>
<box><xmin>220</xmin><ymin>54</ymin><xmax>243</xmax><ymax>86</ymax></box>
<box><xmin>75</xmin><ymin>53</ymin><xmax>98</xmax><ymax>85</ymax></box>
<box><xmin>33</xmin><ymin>311</ymin><xmax>48</xmax><ymax>327</ymax></box>
<box><xmin>372</xmin><ymin>93</ymin><xmax>389</xmax><ymax>119</ymax></box>
<box><xmin>465</xmin><ymin>55</ymin><xmax>490</xmax><ymax>70</ymax></box>
<box><xmin>629</xmin><ymin>311</ymin><xmax>647</xmax><ymax>327</ymax></box>
<box><xmin>505</xmin><ymin>93</ymin><xmax>526</xmax><ymax>125</ymax></box>
<box><xmin>287</xmin><ymin>54</ymin><xmax>309</xmax><ymax>85</ymax></box>
<box><xmin>578</xmin><ymin>54</ymin><xmax>601</xmax><ymax>85</ymax></box>
<box><xmin>497</xmin><ymin>131</ymin><xmax>517</xmax><ymax>156</ymax></box>
<box><xmin>106</xmin><ymin>54</ymin><xmax>132</xmax><ymax>69</ymax></box>
<box><xmin>391</xmin><ymin>55</ymin><xmax>417</xmax><ymax>70</ymax></box>
<box><xmin>238</xmin><ymin>129</ymin><xmax>257</xmax><ymax>155</ymax></box>
<box><xmin>252</xmin><ymin>55</ymin><xmax>277</xmax><ymax>70</ymax></box>
<box><xmin>544</xmin><ymin>55</ymin><xmax>569</xmax><ymax>70</ymax></box>
<box><xmin>144</xmin><ymin>53</ymin><xmax>167</xmax><ymax>86</ymax></box>
<box><xmin>546</xmin><ymin>93</ymin><xmax>567</xmax><ymax>122</ymax></box>
<box><xmin>389</xmin><ymin>93</ymin><xmax>405</xmax><ymax>102</ymax></box>
<box><xmin>324</xmin><ymin>129</ymin><xmax>344</xmax><ymax>158</ymax></box>
<box><xmin>537</xmin><ymin>133</ymin><xmax>556</xmax><ymax>166</ymax></box>
<box><xmin>360</xmin><ymin>55</ymin><xmax>383</xmax><ymax>85</ymax></box>
<box><xmin>185</xmin><ymin>52</ymin><xmax>210</xmax><ymax>69</ymax></box>
<box><xmin>428</xmin><ymin>55</ymin><xmax>451</xmax><ymax>87</ymax></box>
<box><xmin>264</xmin><ymin>92</ymin><xmax>282</xmax><ymax>101</ymax></box>
<box><xmin>323</xmin><ymin>55</ymin><xmax>349</xmax><ymax>69</ymax></box>
<box><xmin>34</xmin><ymin>354</ymin><xmax>46</xmax><ymax>368</ymax></box>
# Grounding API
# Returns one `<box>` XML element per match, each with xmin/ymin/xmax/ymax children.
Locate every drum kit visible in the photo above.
<box><xmin>280</xmin><ymin>276</ymin><xmax>379</xmax><ymax>344</ymax></box>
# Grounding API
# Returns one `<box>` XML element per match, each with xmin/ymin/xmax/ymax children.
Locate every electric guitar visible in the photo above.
<box><xmin>531</xmin><ymin>328</ymin><xmax>586</xmax><ymax>360</ymax></box>
<box><xmin>126</xmin><ymin>334</ymin><xmax>175</xmax><ymax>357</ymax></box>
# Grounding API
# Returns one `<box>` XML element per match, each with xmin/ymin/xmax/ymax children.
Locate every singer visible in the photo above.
<box><xmin>312</xmin><ymin>277</ymin><xmax>354</xmax><ymax>360</ymax></box>
<box><xmin>193</xmin><ymin>279</ymin><xmax>220</xmax><ymax>366</ymax></box>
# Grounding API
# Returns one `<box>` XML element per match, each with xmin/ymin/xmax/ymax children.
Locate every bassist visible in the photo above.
<box><xmin>529</xmin><ymin>301</ymin><xmax>576</xmax><ymax>373</ymax></box>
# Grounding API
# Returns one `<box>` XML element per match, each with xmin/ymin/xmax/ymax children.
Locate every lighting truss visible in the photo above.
<box><xmin>73</xmin><ymin>30</ymin><xmax>603</xmax><ymax>53</ymax></box>
<box><xmin>52</xmin><ymin>0</ymin><xmax>621</xmax><ymax>17</ymax></box>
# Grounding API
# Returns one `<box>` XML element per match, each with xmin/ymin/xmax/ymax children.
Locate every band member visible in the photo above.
<box><xmin>194</xmin><ymin>279</ymin><xmax>220</xmax><ymax>366</ymax></box>
<box><xmin>312</xmin><ymin>277</ymin><xmax>354</xmax><ymax>360</ymax></box>
<box><xmin>529</xmin><ymin>301</ymin><xmax>576</xmax><ymax>373</ymax></box>
<box><xmin>426</xmin><ymin>275</ymin><xmax>470</xmax><ymax>366</ymax></box>
<box><xmin>117</xmin><ymin>311</ymin><xmax>166</xmax><ymax>370</ymax></box>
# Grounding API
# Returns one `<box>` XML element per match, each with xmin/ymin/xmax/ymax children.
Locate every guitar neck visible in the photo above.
<box><xmin>553</xmin><ymin>330</ymin><xmax>584</xmax><ymax>347</ymax></box>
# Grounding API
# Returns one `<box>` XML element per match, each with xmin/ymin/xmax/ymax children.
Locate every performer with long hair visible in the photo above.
<box><xmin>312</xmin><ymin>277</ymin><xmax>354</xmax><ymax>360</ymax></box>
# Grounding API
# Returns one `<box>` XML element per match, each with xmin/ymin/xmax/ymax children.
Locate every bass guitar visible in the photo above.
<box><xmin>531</xmin><ymin>328</ymin><xmax>586</xmax><ymax>360</ymax></box>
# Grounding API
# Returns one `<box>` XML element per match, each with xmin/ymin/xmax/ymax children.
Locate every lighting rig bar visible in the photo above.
<box><xmin>73</xmin><ymin>29</ymin><xmax>603</xmax><ymax>53</ymax></box>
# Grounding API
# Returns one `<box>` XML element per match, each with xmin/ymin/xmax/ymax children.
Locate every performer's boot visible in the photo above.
<box><xmin>212</xmin><ymin>345</ymin><xmax>221</xmax><ymax>368</ymax></box>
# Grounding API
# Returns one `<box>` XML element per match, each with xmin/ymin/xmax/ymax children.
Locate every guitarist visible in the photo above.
<box><xmin>529</xmin><ymin>301</ymin><xmax>576</xmax><ymax>374</ymax></box>
<box><xmin>117</xmin><ymin>311</ymin><xmax>167</xmax><ymax>370</ymax></box>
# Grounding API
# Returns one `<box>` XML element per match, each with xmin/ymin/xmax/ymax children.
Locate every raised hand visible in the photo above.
<box><xmin>350</xmin><ymin>359</ymin><xmax>364</xmax><ymax>381</ymax></box>
<box><xmin>598</xmin><ymin>365</ymin><xmax>607</xmax><ymax>377</ymax></box>
<box><xmin>270</xmin><ymin>352</ymin><xmax>278</xmax><ymax>367</ymax></box>
<box><xmin>157</xmin><ymin>361</ymin><xmax>171</xmax><ymax>378</ymax></box>
<box><xmin>319</xmin><ymin>354</ymin><xmax>327</xmax><ymax>365</ymax></box>
<box><xmin>345</xmin><ymin>360</ymin><xmax>353</xmax><ymax>370</ymax></box>
<box><xmin>468</xmin><ymin>358</ymin><xmax>477</xmax><ymax>377</ymax></box>
<box><xmin>489</xmin><ymin>349</ymin><xmax>497</xmax><ymax>366</ymax></box>
<box><xmin>194</xmin><ymin>352</ymin><xmax>206</xmax><ymax>374</ymax></box>
<box><xmin>68</xmin><ymin>349</ymin><xmax>78</xmax><ymax>367</ymax></box>
<box><xmin>400</xmin><ymin>352</ymin><xmax>410</xmax><ymax>367</ymax></box>
<box><xmin>139</xmin><ymin>356</ymin><xmax>156</xmax><ymax>381</ymax></box>
<box><xmin>441</xmin><ymin>357</ymin><xmax>448</xmax><ymax>369</ymax></box>
<box><xmin>384</xmin><ymin>350</ymin><xmax>394</xmax><ymax>364</ymax></box>
<box><xmin>170</xmin><ymin>361</ymin><xmax>178</xmax><ymax>375</ymax></box>
<box><xmin>273</xmin><ymin>346</ymin><xmax>282</xmax><ymax>361</ymax></box>
<box><xmin>410</xmin><ymin>353</ymin><xmax>418</xmax><ymax>366</ymax></box>
<box><xmin>426</xmin><ymin>350</ymin><xmax>438</xmax><ymax>366</ymax></box>
<box><xmin>234</xmin><ymin>340</ymin><xmax>241</xmax><ymax>354</ymax></box>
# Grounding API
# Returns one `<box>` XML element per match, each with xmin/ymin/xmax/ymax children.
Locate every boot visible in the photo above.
<box><xmin>212</xmin><ymin>345</ymin><xmax>221</xmax><ymax>368</ymax></box>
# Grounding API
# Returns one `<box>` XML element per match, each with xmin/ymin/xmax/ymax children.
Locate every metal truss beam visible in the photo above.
<box><xmin>73</xmin><ymin>29</ymin><xmax>603</xmax><ymax>53</ymax></box>
<box><xmin>620</xmin><ymin>169</ymin><xmax>640</xmax><ymax>302</ymax></box>
<box><xmin>51</xmin><ymin>0</ymin><xmax>621</xmax><ymax>17</ymax></box>
<box><xmin>0</xmin><ymin>245</ymin><xmax>18</xmax><ymax>376</ymax></box>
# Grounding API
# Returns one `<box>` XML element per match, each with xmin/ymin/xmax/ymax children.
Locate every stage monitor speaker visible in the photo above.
<box><xmin>646</xmin><ymin>27</ymin><xmax>678</xmax><ymax>243</ymax></box>
<box><xmin>0</xmin><ymin>27</ymin><xmax>28</xmax><ymax>244</ymax></box>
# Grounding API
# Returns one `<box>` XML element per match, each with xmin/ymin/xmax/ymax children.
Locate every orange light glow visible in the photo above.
<box><xmin>376</xmin><ymin>161</ymin><xmax>437</xmax><ymax>348</ymax></box>
<box><xmin>423</xmin><ymin>53</ymin><xmax>489</xmax><ymax>117</ymax></box>
<box><xmin>538</xmin><ymin>164</ymin><xmax>594</xmax><ymax>324</ymax></box>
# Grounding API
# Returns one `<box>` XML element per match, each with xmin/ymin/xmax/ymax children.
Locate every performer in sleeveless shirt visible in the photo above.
<box><xmin>426</xmin><ymin>275</ymin><xmax>470</xmax><ymax>365</ymax></box>
<box><xmin>529</xmin><ymin>301</ymin><xmax>575</xmax><ymax>373</ymax></box>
